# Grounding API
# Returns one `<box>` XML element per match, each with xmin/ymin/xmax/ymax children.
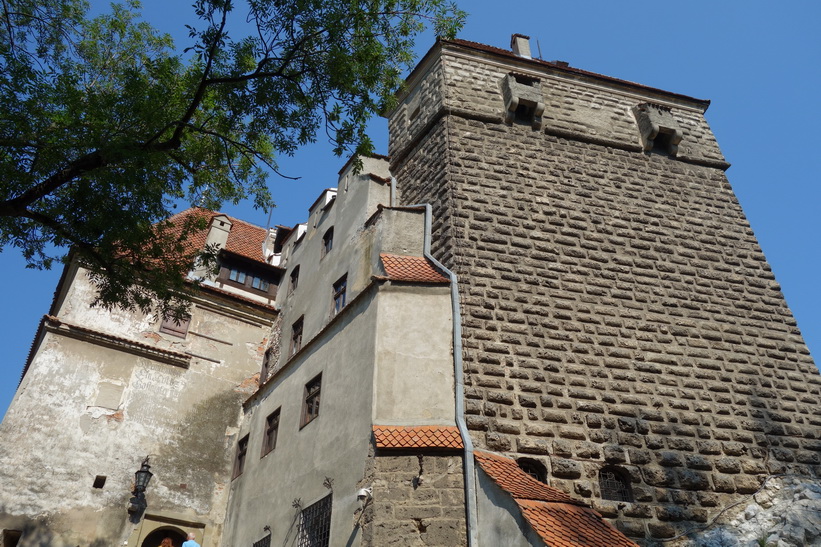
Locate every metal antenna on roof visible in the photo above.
<box><xmin>536</xmin><ymin>39</ymin><xmax>543</xmax><ymax>60</ymax></box>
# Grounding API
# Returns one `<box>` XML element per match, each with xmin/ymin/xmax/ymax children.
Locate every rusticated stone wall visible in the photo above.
<box><xmin>390</xmin><ymin>41</ymin><xmax>821</xmax><ymax>543</ymax></box>
<box><xmin>364</xmin><ymin>453</ymin><xmax>466</xmax><ymax>547</ymax></box>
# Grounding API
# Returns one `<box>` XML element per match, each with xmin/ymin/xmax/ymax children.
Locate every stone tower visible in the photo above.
<box><xmin>388</xmin><ymin>36</ymin><xmax>821</xmax><ymax>543</ymax></box>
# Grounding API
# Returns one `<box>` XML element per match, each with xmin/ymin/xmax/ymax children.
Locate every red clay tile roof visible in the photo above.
<box><xmin>379</xmin><ymin>254</ymin><xmax>449</xmax><ymax>284</ymax></box>
<box><xmin>474</xmin><ymin>451</ymin><xmax>638</xmax><ymax>547</ymax></box>
<box><xmin>161</xmin><ymin>208</ymin><xmax>269</xmax><ymax>264</ymax></box>
<box><xmin>373</xmin><ymin>425</ymin><xmax>463</xmax><ymax>449</ymax></box>
<box><xmin>517</xmin><ymin>499</ymin><xmax>637</xmax><ymax>547</ymax></box>
<box><xmin>474</xmin><ymin>451</ymin><xmax>582</xmax><ymax>504</ymax></box>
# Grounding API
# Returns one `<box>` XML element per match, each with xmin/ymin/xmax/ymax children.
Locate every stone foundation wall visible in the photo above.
<box><xmin>390</xmin><ymin>44</ymin><xmax>821</xmax><ymax>544</ymax></box>
<box><xmin>365</xmin><ymin>453</ymin><xmax>466</xmax><ymax>547</ymax></box>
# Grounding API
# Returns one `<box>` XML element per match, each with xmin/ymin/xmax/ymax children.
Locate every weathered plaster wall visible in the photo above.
<box><xmin>0</xmin><ymin>267</ymin><xmax>273</xmax><ymax>547</ymax></box>
<box><xmin>474</xmin><ymin>469</ymin><xmax>543</xmax><ymax>547</ymax></box>
<box><xmin>390</xmin><ymin>42</ymin><xmax>821</xmax><ymax>544</ymax></box>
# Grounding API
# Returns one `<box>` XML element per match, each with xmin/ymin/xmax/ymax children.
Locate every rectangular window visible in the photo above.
<box><xmin>321</xmin><ymin>227</ymin><xmax>334</xmax><ymax>257</ymax></box>
<box><xmin>262</xmin><ymin>408</ymin><xmax>280</xmax><ymax>457</ymax></box>
<box><xmin>298</xmin><ymin>494</ymin><xmax>332</xmax><ymax>547</ymax></box>
<box><xmin>229</xmin><ymin>268</ymin><xmax>247</xmax><ymax>284</ymax></box>
<box><xmin>290</xmin><ymin>317</ymin><xmax>304</xmax><ymax>356</ymax></box>
<box><xmin>159</xmin><ymin>313</ymin><xmax>191</xmax><ymax>338</ymax></box>
<box><xmin>301</xmin><ymin>374</ymin><xmax>321</xmax><ymax>428</ymax></box>
<box><xmin>233</xmin><ymin>434</ymin><xmax>249</xmax><ymax>478</ymax></box>
<box><xmin>251</xmin><ymin>276</ymin><xmax>270</xmax><ymax>292</ymax></box>
<box><xmin>332</xmin><ymin>275</ymin><xmax>347</xmax><ymax>316</ymax></box>
<box><xmin>290</xmin><ymin>266</ymin><xmax>300</xmax><ymax>294</ymax></box>
<box><xmin>260</xmin><ymin>347</ymin><xmax>274</xmax><ymax>386</ymax></box>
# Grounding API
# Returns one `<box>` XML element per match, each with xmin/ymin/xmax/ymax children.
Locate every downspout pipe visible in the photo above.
<box><xmin>411</xmin><ymin>202</ymin><xmax>479</xmax><ymax>547</ymax></box>
<box><xmin>389</xmin><ymin>176</ymin><xmax>397</xmax><ymax>208</ymax></box>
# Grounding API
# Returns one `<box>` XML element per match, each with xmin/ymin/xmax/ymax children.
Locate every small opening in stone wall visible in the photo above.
<box><xmin>92</xmin><ymin>475</ymin><xmax>107</xmax><ymax>489</ymax></box>
<box><xmin>517</xmin><ymin>458</ymin><xmax>547</xmax><ymax>483</ymax></box>
<box><xmin>599</xmin><ymin>467</ymin><xmax>633</xmax><ymax>502</ymax></box>
<box><xmin>514</xmin><ymin>102</ymin><xmax>536</xmax><ymax>124</ymax></box>
<box><xmin>512</xmin><ymin>73</ymin><xmax>539</xmax><ymax>87</ymax></box>
<box><xmin>652</xmin><ymin>129</ymin><xmax>674</xmax><ymax>155</ymax></box>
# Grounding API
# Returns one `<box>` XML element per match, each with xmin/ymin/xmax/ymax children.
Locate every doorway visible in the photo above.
<box><xmin>140</xmin><ymin>527</ymin><xmax>186</xmax><ymax>547</ymax></box>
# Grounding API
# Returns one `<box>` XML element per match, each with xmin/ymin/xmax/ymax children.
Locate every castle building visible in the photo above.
<box><xmin>1</xmin><ymin>35</ymin><xmax>820</xmax><ymax>547</ymax></box>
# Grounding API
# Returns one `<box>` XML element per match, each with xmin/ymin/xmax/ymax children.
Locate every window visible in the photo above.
<box><xmin>301</xmin><ymin>374</ymin><xmax>321</xmax><ymax>428</ymax></box>
<box><xmin>229</xmin><ymin>268</ymin><xmax>247</xmax><ymax>284</ymax></box>
<box><xmin>251</xmin><ymin>275</ymin><xmax>270</xmax><ymax>292</ymax></box>
<box><xmin>290</xmin><ymin>265</ymin><xmax>300</xmax><ymax>294</ymax></box>
<box><xmin>322</xmin><ymin>227</ymin><xmax>334</xmax><ymax>257</ymax></box>
<box><xmin>290</xmin><ymin>317</ymin><xmax>304</xmax><ymax>356</ymax></box>
<box><xmin>253</xmin><ymin>535</ymin><xmax>271</xmax><ymax>547</ymax></box>
<box><xmin>261</xmin><ymin>408</ymin><xmax>280</xmax><ymax>457</ymax></box>
<box><xmin>159</xmin><ymin>313</ymin><xmax>190</xmax><ymax>338</ymax></box>
<box><xmin>332</xmin><ymin>275</ymin><xmax>347</xmax><ymax>316</ymax></box>
<box><xmin>233</xmin><ymin>434</ymin><xmax>249</xmax><ymax>478</ymax></box>
<box><xmin>599</xmin><ymin>467</ymin><xmax>633</xmax><ymax>502</ymax></box>
<box><xmin>517</xmin><ymin>458</ymin><xmax>547</xmax><ymax>483</ymax></box>
<box><xmin>298</xmin><ymin>494</ymin><xmax>332</xmax><ymax>547</ymax></box>
<box><xmin>260</xmin><ymin>347</ymin><xmax>274</xmax><ymax>386</ymax></box>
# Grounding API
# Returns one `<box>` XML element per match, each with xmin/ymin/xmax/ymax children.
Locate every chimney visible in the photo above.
<box><xmin>511</xmin><ymin>34</ymin><xmax>532</xmax><ymax>59</ymax></box>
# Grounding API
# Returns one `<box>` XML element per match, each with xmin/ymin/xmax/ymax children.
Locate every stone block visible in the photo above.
<box><xmin>550</xmin><ymin>457</ymin><xmax>582</xmax><ymax>478</ymax></box>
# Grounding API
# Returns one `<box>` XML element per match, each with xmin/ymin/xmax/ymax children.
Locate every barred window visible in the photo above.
<box><xmin>298</xmin><ymin>494</ymin><xmax>332</xmax><ymax>547</ymax></box>
<box><xmin>599</xmin><ymin>467</ymin><xmax>633</xmax><ymax>502</ymax></box>
<box><xmin>517</xmin><ymin>458</ymin><xmax>547</xmax><ymax>483</ymax></box>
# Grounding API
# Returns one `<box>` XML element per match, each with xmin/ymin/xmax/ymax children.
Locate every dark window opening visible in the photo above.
<box><xmin>260</xmin><ymin>347</ymin><xmax>274</xmax><ymax>386</ymax></box>
<box><xmin>517</xmin><ymin>458</ymin><xmax>547</xmax><ymax>483</ymax></box>
<box><xmin>298</xmin><ymin>494</ymin><xmax>332</xmax><ymax>547</ymax></box>
<box><xmin>301</xmin><ymin>374</ymin><xmax>322</xmax><ymax>428</ymax></box>
<box><xmin>599</xmin><ymin>467</ymin><xmax>633</xmax><ymax>503</ymax></box>
<box><xmin>3</xmin><ymin>531</ymin><xmax>22</xmax><ymax>547</ymax></box>
<box><xmin>290</xmin><ymin>317</ymin><xmax>304</xmax><ymax>356</ymax></box>
<box><xmin>652</xmin><ymin>129</ymin><xmax>674</xmax><ymax>154</ymax></box>
<box><xmin>253</xmin><ymin>535</ymin><xmax>272</xmax><ymax>547</ymax></box>
<box><xmin>514</xmin><ymin>102</ymin><xmax>535</xmax><ymax>123</ymax></box>
<box><xmin>92</xmin><ymin>475</ymin><xmax>107</xmax><ymax>489</ymax></box>
<box><xmin>332</xmin><ymin>275</ymin><xmax>347</xmax><ymax>316</ymax></box>
<box><xmin>322</xmin><ymin>228</ymin><xmax>334</xmax><ymax>257</ymax></box>
<box><xmin>262</xmin><ymin>408</ymin><xmax>280</xmax><ymax>457</ymax></box>
<box><xmin>233</xmin><ymin>434</ymin><xmax>249</xmax><ymax>479</ymax></box>
<box><xmin>513</xmin><ymin>73</ymin><xmax>539</xmax><ymax>86</ymax></box>
<box><xmin>159</xmin><ymin>313</ymin><xmax>191</xmax><ymax>338</ymax></box>
<box><xmin>290</xmin><ymin>266</ymin><xmax>300</xmax><ymax>294</ymax></box>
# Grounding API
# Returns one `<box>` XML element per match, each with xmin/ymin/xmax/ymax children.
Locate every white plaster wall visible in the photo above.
<box><xmin>475</xmin><ymin>469</ymin><xmax>543</xmax><ymax>547</ymax></box>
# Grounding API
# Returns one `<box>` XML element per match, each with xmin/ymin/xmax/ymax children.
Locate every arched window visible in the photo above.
<box><xmin>599</xmin><ymin>467</ymin><xmax>633</xmax><ymax>502</ymax></box>
<box><xmin>517</xmin><ymin>457</ymin><xmax>547</xmax><ymax>483</ymax></box>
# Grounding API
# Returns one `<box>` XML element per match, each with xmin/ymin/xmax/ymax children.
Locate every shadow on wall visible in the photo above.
<box><xmin>1</xmin><ymin>514</ymin><xmax>109</xmax><ymax>547</ymax></box>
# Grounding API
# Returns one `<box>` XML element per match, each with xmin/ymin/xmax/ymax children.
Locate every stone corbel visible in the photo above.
<box><xmin>502</xmin><ymin>73</ymin><xmax>545</xmax><ymax>130</ymax></box>
<box><xmin>632</xmin><ymin>103</ymin><xmax>683</xmax><ymax>155</ymax></box>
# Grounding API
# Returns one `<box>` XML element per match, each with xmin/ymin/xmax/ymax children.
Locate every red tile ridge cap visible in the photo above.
<box><xmin>379</xmin><ymin>253</ymin><xmax>449</xmax><ymax>284</ymax></box>
<box><xmin>373</xmin><ymin>425</ymin><xmax>463</xmax><ymax>450</ymax></box>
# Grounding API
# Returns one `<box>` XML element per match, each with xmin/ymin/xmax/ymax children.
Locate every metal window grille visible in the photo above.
<box><xmin>253</xmin><ymin>535</ymin><xmax>271</xmax><ymax>547</ymax></box>
<box><xmin>599</xmin><ymin>469</ymin><xmax>632</xmax><ymax>502</ymax></box>
<box><xmin>517</xmin><ymin>459</ymin><xmax>546</xmax><ymax>483</ymax></box>
<box><xmin>298</xmin><ymin>494</ymin><xmax>332</xmax><ymax>547</ymax></box>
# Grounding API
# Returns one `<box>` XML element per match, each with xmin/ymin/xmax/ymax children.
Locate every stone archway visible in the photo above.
<box><xmin>140</xmin><ymin>526</ymin><xmax>186</xmax><ymax>547</ymax></box>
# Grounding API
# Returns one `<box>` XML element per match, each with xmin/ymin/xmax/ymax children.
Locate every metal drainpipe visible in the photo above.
<box><xmin>390</xmin><ymin>176</ymin><xmax>397</xmax><ymax>207</ymax></box>
<box><xmin>410</xmin><ymin>202</ymin><xmax>479</xmax><ymax>547</ymax></box>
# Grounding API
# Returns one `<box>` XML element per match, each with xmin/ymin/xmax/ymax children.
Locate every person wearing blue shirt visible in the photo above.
<box><xmin>181</xmin><ymin>532</ymin><xmax>200</xmax><ymax>547</ymax></box>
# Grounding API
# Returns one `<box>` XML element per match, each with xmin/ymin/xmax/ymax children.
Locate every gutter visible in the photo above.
<box><xmin>411</xmin><ymin>202</ymin><xmax>479</xmax><ymax>547</ymax></box>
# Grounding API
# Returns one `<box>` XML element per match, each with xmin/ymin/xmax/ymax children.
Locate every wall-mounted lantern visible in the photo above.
<box><xmin>127</xmin><ymin>457</ymin><xmax>153</xmax><ymax>522</ymax></box>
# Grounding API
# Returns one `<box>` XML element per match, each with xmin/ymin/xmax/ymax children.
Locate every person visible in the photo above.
<box><xmin>181</xmin><ymin>532</ymin><xmax>200</xmax><ymax>547</ymax></box>
<box><xmin>159</xmin><ymin>539</ymin><xmax>173</xmax><ymax>547</ymax></box>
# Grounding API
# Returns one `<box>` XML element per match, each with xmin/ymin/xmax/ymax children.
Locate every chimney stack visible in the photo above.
<box><xmin>510</xmin><ymin>34</ymin><xmax>532</xmax><ymax>59</ymax></box>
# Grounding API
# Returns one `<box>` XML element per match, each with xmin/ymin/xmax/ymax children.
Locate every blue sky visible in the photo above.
<box><xmin>1</xmin><ymin>0</ymin><xmax>820</xmax><ymax>417</ymax></box>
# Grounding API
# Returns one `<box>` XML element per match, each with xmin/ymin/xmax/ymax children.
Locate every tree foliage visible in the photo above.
<box><xmin>0</xmin><ymin>0</ymin><xmax>464</xmax><ymax>315</ymax></box>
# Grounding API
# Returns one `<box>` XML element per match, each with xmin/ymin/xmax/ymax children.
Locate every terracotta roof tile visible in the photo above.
<box><xmin>474</xmin><ymin>450</ymin><xmax>582</xmax><ymax>504</ymax></box>
<box><xmin>474</xmin><ymin>451</ymin><xmax>638</xmax><ymax>547</ymax></box>
<box><xmin>161</xmin><ymin>208</ymin><xmax>269</xmax><ymax>264</ymax></box>
<box><xmin>379</xmin><ymin>254</ymin><xmax>449</xmax><ymax>284</ymax></box>
<box><xmin>373</xmin><ymin>425</ymin><xmax>463</xmax><ymax>449</ymax></box>
<box><xmin>517</xmin><ymin>500</ymin><xmax>637</xmax><ymax>547</ymax></box>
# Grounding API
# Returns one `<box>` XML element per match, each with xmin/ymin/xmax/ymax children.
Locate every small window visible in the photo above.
<box><xmin>229</xmin><ymin>268</ymin><xmax>247</xmax><ymax>284</ymax></box>
<box><xmin>2</xmin><ymin>530</ymin><xmax>22</xmax><ymax>547</ymax></box>
<box><xmin>159</xmin><ymin>313</ymin><xmax>191</xmax><ymax>338</ymax></box>
<box><xmin>233</xmin><ymin>434</ymin><xmax>249</xmax><ymax>478</ymax></box>
<box><xmin>298</xmin><ymin>494</ymin><xmax>332</xmax><ymax>547</ymax></box>
<box><xmin>260</xmin><ymin>347</ymin><xmax>274</xmax><ymax>386</ymax></box>
<box><xmin>92</xmin><ymin>475</ymin><xmax>107</xmax><ymax>489</ymax></box>
<box><xmin>517</xmin><ymin>458</ymin><xmax>547</xmax><ymax>483</ymax></box>
<box><xmin>251</xmin><ymin>276</ymin><xmax>270</xmax><ymax>292</ymax></box>
<box><xmin>290</xmin><ymin>317</ymin><xmax>304</xmax><ymax>356</ymax></box>
<box><xmin>262</xmin><ymin>408</ymin><xmax>280</xmax><ymax>457</ymax></box>
<box><xmin>599</xmin><ymin>467</ymin><xmax>633</xmax><ymax>502</ymax></box>
<box><xmin>332</xmin><ymin>275</ymin><xmax>347</xmax><ymax>316</ymax></box>
<box><xmin>290</xmin><ymin>266</ymin><xmax>300</xmax><ymax>294</ymax></box>
<box><xmin>301</xmin><ymin>374</ymin><xmax>321</xmax><ymax>428</ymax></box>
<box><xmin>322</xmin><ymin>227</ymin><xmax>334</xmax><ymax>257</ymax></box>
